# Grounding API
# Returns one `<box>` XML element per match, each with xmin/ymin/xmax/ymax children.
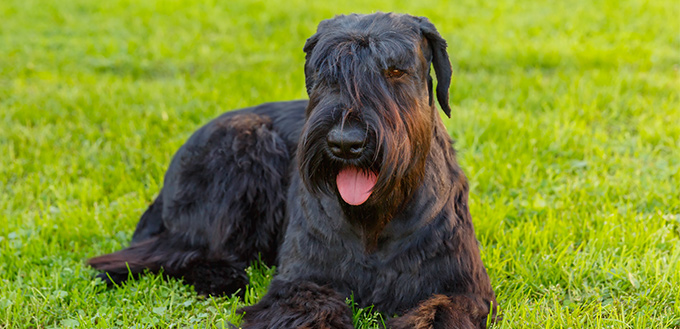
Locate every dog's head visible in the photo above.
<box><xmin>298</xmin><ymin>13</ymin><xmax>453</xmax><ymax>209</ymax></box>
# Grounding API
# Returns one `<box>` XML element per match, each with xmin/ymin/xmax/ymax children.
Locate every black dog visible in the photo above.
<box><xmin>89</xmin><ymin>12</ymin><xmax>497</xmax><ymax>328</ymax></box>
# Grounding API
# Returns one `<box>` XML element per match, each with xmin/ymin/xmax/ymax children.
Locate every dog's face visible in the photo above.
<box><xmin>298</xmin><ymin>12</ymin><xmax>452</xmax><ymax>209</ymax></box>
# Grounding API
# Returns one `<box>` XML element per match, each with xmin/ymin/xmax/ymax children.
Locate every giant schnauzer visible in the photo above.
<box><xmin>89</xmin><ymin>12</ymin><xmax>498</xmax><ymax>328</ymax></box>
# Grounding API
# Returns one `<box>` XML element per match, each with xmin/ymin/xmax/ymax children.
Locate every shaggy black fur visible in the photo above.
<box><xmin>89</xmin><ymin>12</ymin><xmax>497</xmax><ymax>328</ymax></box>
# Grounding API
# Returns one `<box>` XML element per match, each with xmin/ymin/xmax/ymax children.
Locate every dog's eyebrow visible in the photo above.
<box><xmin>368</xmin><ymin>38</ymin><xmax>418</xmax><ymax>70</ymax></box>
<box><xmin>377</xmin><ymin>52</ymin><xmax>416</xmax><ymax>71</ymax></box>
<box><xmin>383</xmin><ymin>57</ymin><xmax>411</xmax><ymax>70</ymax></box>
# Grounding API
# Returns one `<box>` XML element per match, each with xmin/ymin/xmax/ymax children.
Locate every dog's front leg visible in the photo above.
<box><xmin>238</xmin><ymin>279</ymin><xmax>354</xmax><ymax>329</ymax></box>
<box><xmin>388</xmin><ymin>294</ymin><xmax>494</xmax><ymax>329</ymax></box>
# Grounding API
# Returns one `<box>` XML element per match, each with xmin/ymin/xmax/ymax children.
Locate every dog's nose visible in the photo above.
<box><xmin>327</xmin><ymin>125</ymin><xmax>366</xmax><ymax>159</ymax></box>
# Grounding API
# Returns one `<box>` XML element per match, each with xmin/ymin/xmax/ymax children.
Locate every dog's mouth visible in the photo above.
<box><xmin>336</xmin><ymin>167</ymin><xmax>378</xmax><ymax>206</ymax></box>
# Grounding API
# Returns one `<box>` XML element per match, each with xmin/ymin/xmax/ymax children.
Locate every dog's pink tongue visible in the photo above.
<box><xmin>336</xmin><ymin>167</ymin><xmax>378</xmax><ymax>206</ymax></box>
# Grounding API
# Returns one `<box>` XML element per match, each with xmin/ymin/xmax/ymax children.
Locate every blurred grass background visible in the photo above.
<box><xmin>1</xmin><ymin>0</ymin><xmax>679</xmax><ymax>328</ymax></box>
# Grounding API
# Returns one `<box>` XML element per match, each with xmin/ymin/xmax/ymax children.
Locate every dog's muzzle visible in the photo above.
<box><xmin>325</xmin><ymin>123</ymin><xmax>379</xmax><ymax>206</ymax></box>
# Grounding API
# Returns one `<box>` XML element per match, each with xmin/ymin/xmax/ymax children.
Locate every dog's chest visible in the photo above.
<box><xmin>289</xmin><ymin>217</ymin><xmax>448</xmax><ymax>312</ymax></box>
<box><xmin>281</xmin><ymin>186</ymin><xmax>456</xmax><ymax>314</ymax></box>
<box><xmin>333</xmin><ymin>242</ymin><xmax>446</xmax><ymax>313</ymax></box>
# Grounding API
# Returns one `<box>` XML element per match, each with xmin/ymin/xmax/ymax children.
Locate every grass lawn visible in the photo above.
<box><xmin>1</xmin><ymin>0</ymin><xmax>679</xmax><ymax>328</ymax></box>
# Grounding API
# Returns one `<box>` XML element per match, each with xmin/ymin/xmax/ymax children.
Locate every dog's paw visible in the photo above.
<box><xmin>239</xmin><ymin>279</ymin><xmax>353</xmax><ymax>329</ymax></box>
<box><xmin>388</xmin><ymin>295</ymin><xmax>478</xmax><ymax>329</ymax></box>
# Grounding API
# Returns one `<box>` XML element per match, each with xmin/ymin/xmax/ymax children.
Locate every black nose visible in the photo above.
<box><xmin>327</xmin><ymin>125</ymin><xmax>366</xmax><ymax>159</ymax></box>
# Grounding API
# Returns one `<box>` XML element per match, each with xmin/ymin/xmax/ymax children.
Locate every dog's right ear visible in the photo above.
<box><xmin>303</xmin><ymin>33</ymin><xmax>320</xmax><ymax>96</ymax></box>
<box><xmin>414</xmin><ymin>16</ymin><xmax>453</xmax><ymax>118</ymax></box>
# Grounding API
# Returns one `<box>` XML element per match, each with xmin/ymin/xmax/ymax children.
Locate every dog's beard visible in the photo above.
<box><xmin>298</xmin><ymin>135</ymin><xmax>381</xmax><ymax>206</ymax></box>
<box><xmin>298</xmin><ymin>94</ymin><xmax>431</xmax><ymax>210</ymax></box>
<box><xmin>298</xmin><ymin>125</ymin><xmax>412</xmax><ymax>209</ymax></box>
<box><xmin>297</xmin><ymin>118</ymin><xmax>383</xmax><ymax>207</ymax></box>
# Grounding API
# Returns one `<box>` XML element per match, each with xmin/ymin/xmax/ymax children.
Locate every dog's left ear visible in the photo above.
<box><xmin>414</xmin><ymin>16</ymin><xmax>452</xmax><ymax>118</ymax></box>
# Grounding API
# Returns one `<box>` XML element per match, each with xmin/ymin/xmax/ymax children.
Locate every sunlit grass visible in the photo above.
<box><xmin>1</xmin><ymin>0</ymin><xmax>678</xmax><ymax>327</ymax></box>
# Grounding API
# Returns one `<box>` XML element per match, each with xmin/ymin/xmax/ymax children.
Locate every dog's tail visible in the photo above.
<box><xmin>88</xmin><ymin>235</ymin><xmax>248</xmax><ymax>296</ymax></box>
<box><xmin>87</xmin><ymin>195</ymin><xmax>171</xmax><ymax>285</ymax></box>
<box><xmin>87</xmin><ymin>236</ymin><xmax>173</xmax><ymax>285</ymax></box>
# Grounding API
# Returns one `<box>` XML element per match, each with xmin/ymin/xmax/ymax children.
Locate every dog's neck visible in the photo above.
<box><xmin>341</xmin><ymin>198</ymin><xmax>402</xmax><ymax>253</ymax></box>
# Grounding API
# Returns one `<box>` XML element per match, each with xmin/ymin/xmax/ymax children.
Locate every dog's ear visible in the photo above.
<box><xmin>415</xmin><ymin>17</ymin><xmax>452</xmax><ymax>118</ymax></box>
<box><xmin>303</xmin><ymin>33</ymin><xmax>320</xmax><ymax>96</ymax></box>
<box><xmin>304</xmin><ymin>18</ymin><xmax>337</xmax><ymax>96</ymax></box>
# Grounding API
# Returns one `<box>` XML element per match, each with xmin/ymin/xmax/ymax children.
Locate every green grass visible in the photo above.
<box><xmin>1</xmin><ymin>0</ymin><xmax>678</xmax><ymax>327</ymax></box>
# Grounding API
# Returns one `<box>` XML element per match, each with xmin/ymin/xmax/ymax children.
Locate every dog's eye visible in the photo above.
<box><xmin>385</xmin><ymin>68</ymin><xmax>406</xmax><ymax>79</ymax></box>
